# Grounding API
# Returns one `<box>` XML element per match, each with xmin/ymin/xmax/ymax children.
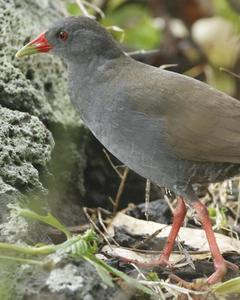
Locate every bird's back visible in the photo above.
<box><xmin>116</xmin><ymin>58</ymin><xmax>240</xmax><ymax>165</ymax></box>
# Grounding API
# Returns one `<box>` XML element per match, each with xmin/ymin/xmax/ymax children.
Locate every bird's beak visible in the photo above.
<box><xmin>15</xmin><ymin>32</ymin><xmax>53</xmax><ymax>58</ymax></box>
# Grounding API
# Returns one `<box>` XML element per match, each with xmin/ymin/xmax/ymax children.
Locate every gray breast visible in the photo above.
<box><xmin>80</xmin><ymin>94</ymin><xmax>183</xmax><ymax>187</ymax></box>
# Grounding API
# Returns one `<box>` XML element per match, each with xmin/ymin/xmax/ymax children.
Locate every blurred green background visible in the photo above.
<box><xmin>65</xmin><ymin>0</ymin><xmax>240</xmax><ymax>97</ymax></box>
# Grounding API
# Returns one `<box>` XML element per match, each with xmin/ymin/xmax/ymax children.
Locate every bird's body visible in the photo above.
<box><xmin>16</xmin><ymin>16</ymin><xmax>240</xmax><ymax>283</ymax></box>
<box><xmin>68</xmin><ymin>54</ymin><xmax>240</xmax><ymax>195</ymax></box>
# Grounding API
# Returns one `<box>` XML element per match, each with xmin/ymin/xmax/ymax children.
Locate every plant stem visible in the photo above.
<box><xmin>0</xmin><ymin>242</ymin><xmax>55</xmax><ymax>255</ymax></box>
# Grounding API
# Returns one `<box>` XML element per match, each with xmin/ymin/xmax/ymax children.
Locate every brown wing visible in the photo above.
<box><xmin>163</xmin><ymin>73</ymin><xmax>240</xmax><ymax>163</ymax></box>
<box><xmin>166</xmin><ymin>97</ymin><xmax>240</xmax><ymax>163</ymax></box>
<box><xmin>126</xmin><ymin>63</ymin><xmax>240</xmax><ymax>164</ymax></box>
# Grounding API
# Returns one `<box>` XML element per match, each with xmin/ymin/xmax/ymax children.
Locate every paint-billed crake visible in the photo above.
<box><xmin>16</xmin><ymin>16</ymin><xmax>240</xmax><ymax>283</ymax></box>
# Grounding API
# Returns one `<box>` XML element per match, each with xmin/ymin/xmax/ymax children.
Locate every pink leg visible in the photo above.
<box><xmin>193</xmin><ymin>200</ymin><xmax>238</xmax><ymax>284</ymax></box>
<box><xmin>119</xmin><ymin>196</ymin><xmax>237</xmax><ymax>284</ymax></box>
<box><xmin>158</xmin><ymin>197</ymin><xmax>187</xmax><ymax>266</ymax></box>
<box><xmin>119</xmin><ymin>197</ymin><xmax>187</xmax><ymax>267</ymax></box>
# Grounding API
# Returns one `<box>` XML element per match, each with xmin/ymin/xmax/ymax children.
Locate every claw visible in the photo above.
<box><xmin>225</xmin><ymin>260</ymin><xmax>239</xmax><ymax>271</ymax></box>
<box><xmin>207</xmin><ymin>259</ymin><xmax>239</xmax><ymax>284</ymax></box>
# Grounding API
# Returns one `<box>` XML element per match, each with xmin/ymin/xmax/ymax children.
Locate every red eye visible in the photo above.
<box><xmin>58</xmin><ymin>31</ymin><xmax>68</xmax><ymax>41</ymax></box>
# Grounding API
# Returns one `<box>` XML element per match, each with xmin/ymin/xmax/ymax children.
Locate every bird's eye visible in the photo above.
<box><xmin>58</xmin><ymin>31</ymin><xmax>68</xmax><ymax>41</ymax></box>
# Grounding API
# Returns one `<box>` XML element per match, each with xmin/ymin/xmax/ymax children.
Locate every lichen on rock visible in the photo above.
<box><xmin>13</xmin><ymin>258</ymin><xmax>122</xmax><ymax>300</ymax></box>
<box><xmin>0</xmin><ymin>106</ymin><xmax>54</xmax><ymax>193</ymax></box>
<box><xmin>0</xmin><ymin>0</ymin><xmax>87</xmax><ymax>221</ymax></box>
<box><xmin>0</xmin><ymin>0</ymin><xmax>81</xmax><ymax>125</ymax></box>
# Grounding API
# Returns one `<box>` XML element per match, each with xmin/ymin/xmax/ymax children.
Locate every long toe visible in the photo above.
<box><xmin>119</xmin><ymin>256</ymin><xmax>172</xmax><ymax>268</ymax></box>
<box><xmin>207</xmin><ymin>260</ymin><xmax>227</xmax><ymax>284</ymax></box>
<box><xmin>225</xmin><ymin>260</ymin><xmax>239</xmax><ymax>271</ymax></box>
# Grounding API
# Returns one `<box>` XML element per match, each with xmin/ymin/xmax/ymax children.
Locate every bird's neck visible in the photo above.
<box><xmin>68</xmin><ymin>51</ymin><xmax>123</xmax><ymax>76</ymax></box>
<box><xmin>67</xmin><ymin>53</ymin><xmax>127</xmax><ymax>116</ymax></box>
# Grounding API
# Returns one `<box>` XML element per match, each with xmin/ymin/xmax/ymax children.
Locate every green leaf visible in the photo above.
<box><xmin>58</xmin><ymin>237</ymin><xmax>91</xmax><ymax>256</ymax></box>
<box><xmin>56</xmin><ymin>229</ymin><xmax>98</xmax><ymax>256</ymax></box>
<box><xmin>94</xmin><ymin>263</ymin><xmax>114</xmax><ymax>287</ymax></box>
<box><xmin>102</xmin><ymin>4</ymin><xmax>161</xmax><ymax>50</ymax></box>
<box><xmin>147</xmin><ymin>272</ymin><xmax>160</xmax><ymax>282</ymax></box>
<box><xmin>105</xmin><ymin>0</ymin><xmax>126</xmax><ymax>11</ymax></box>
<box><xmin>208</xmin><ymin>207</ymin><xmax>217</xmax><ymax>218</ymax></box>
<box><xmin>66</xmin><ymin>3</ymin><xmax>82</xmax><ymax>16</ymax></box>
<box><xmin>1</xmin><ymin>205</ymin><xmax>154</xmax><ymax>296</ymax></box>
<box><xmin>206</xmin><ymin>67</ymin><xmax>236</xmax><ymax>95</ymax></box>
<box><xmin>16</xmin><ymin>208</ymin><xmax>71</xmax><ymax>239</ymax></box>
<box><xmin>90</xmin><ymin>255</ymin><xmax>155</xmax><ymax>295</ymax></box>
<box><xmin>213</xmin><ymin>277</ymin><xmax>240</xmax><ymax>295</ymax></box>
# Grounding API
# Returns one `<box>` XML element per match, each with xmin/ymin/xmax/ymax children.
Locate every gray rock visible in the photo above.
<box><xmin>12</xmin><ymin>258</ymin><xmax>124</xmax><ymax>300</ymax></box>
<box><xmin>0</xmin><ymin>0</ymin><xmax>81</xmax><ymax>127</ymax></box>
<box><xmin>0</xmin><ymin>106</ymin><xmax>53</xmax><ymax>193</ymax></box>
<box><xmin>0</xmin><ymin>0</ymin><xmax>87</xmax><ymax>222</ymax></box>
<box><xmin>0</xmin><ymin>106</ymin><xmax>53</xmax><ymax>245</ymax></box>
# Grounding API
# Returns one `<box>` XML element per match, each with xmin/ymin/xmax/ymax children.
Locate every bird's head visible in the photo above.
<box><xmin>16</xmin><ymin>16</ymin><xmax>122</xmax><ymax>62</ymax></box>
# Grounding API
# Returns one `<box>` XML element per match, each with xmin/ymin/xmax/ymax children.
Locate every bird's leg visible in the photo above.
<box><xmin>158</xmin><ymin>197</ymin><xmax>187</xmax><ymax>266</ymax></box>
<box><xmin>193</xmin><ymin>200</ymin><xmax>238</xmax><ymax>284</ymax></box>
<box><xmin>118</xmin><ymin>197</ymin><xmax>187</xmax><ymax>267</ymax></box>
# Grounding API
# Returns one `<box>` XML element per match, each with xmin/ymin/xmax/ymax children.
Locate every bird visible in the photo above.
<box><xmin>16</xmin><ymin>16</ymin><xmax>240</xmax><ymax>284</ymax></box>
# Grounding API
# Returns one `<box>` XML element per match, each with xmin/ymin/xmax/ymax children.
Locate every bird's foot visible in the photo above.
<box><xmin>207</xmin><ymin>259</ymin><xmax>239</xmax><ymax>284</ymax></box>
<box><xmin>207</xmin><ymin>260</ymin><xmax>227</xmax><ymax>284</ymax></box>
<box><xmin>157</xmin><ymin>255</ymin><xmax>173</xmax><ymax>268</ymax></box>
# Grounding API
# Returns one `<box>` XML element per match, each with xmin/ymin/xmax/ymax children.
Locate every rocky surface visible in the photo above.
<box><xmin>0</xmin><ymin>106</ymin><xmax>53</xmax><ymax>194</ymax></box>
<box><xmin>8</xmin><ymin>257</ymin><xmax>123</xmax><ymax>300</ymax></box>
<box><xmin>0</xmin><ymin>0</ymin><xmax>88</xmax><ymax>221</ymax></box>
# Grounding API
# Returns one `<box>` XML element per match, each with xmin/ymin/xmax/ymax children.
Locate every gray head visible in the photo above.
<box><xmin>16</xmin><ymin>16</ymin><xmax>123</xmax><ymax>62</ymax></box>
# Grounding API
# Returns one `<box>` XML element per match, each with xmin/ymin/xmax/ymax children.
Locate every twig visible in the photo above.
<box><xmin>113</xmin><ymin>167</ymin><xmax>129</xmax><ymax>214</ymax></box>
<box><xmin>163</xmin><ymin>194</ymin><xmax>174</xmax><ymax>214</ymax></box>
<box><xmin>127</xmin><ymin>49</ymin><xmax>161</xmax><ymax>58</ymax></box>
<box><xmin>104</xmin><ymin>244</ymin><xmax>210</xmax><ymax>255</ymax></box>
<box><xmin>103</xmin><ymin>149</ymin><xmax>123</xmax><ymax>178</ymax></box>
<box><xmin>132</xmin><ymin>227</ymin><xmax>164</xmax><ymax>250</ymax></box>
<box><xmin>82</xmin><ymin>0</ymin><xmax>105</xmax><ymax>18</ymax></box>
<box><xmin>234</xmin><ymin>180</ymin><xmax>240</xmax><ymax>226</ymax></box>
<box><xmin>177</xmin><ymin>238</ymin><xmax>195</xmax><ymax>270</ymax></box>
<box><xmin>158</xmin><ymin>279</ymin><xmax>207</xmax><ymax>297</ymax></box>
<box><xmin>145</xmin><ymin>179</ymin><xmax>151</xmax><ymax>221</ymax></box>
<box><xmin>107</xmin><ymin>196</ymin><xmax>115</xmax><ymax>207</ymax></box>
<box><xmin>83</xmin><ymin>207</ymin><xmax>113</xmax><ymax>249</ymax></box>
<box><xmin>0</xmin><ymin>242</ymin><xmax>55</xmax><ymax>255</ymax></box>
<box><xmin>131</xmin><ymin>264</ymin><xmax>165</xmax><ymax>297</ymax></box>
<box><xmin>103</xmin><ymin>149</ymin><xmax>129</xmax><ymax>213</ymax></box>
<box><xmin>0</xmin><ymin>255</ymin><xmax>44</xmax><ymax>266</ymax></box>
<box><xmin>97</xmin><ymin>208</ymin><xmax>120</xmax><ymax>247</ymax></box>
<box><xmin>159</xmin><ymin>64</ymin><xmax>178</xmax><ymax>70</ymax></box>
<box><xmin>97</xmin><ymin>206</ymin><xmax>113</xmax><ymax>215</ymax></box>
<box><xmin>75</xmin><ymin>0</ymin><xmax>95</xmax><ymax>19</ymax></box>
<box><xmin>220</xmin><ymin>67</ymin><xmax>240</xmax><ymax>80</ymax></box>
